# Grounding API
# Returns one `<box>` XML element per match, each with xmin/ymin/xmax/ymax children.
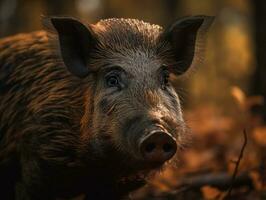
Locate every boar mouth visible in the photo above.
<box><xmin>117</xmin><ymin>159</ymin><xmax>169</xmax><ymax>185</ymax></box>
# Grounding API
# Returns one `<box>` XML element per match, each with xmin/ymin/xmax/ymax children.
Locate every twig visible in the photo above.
<box><xmin>225</xmin><ymin>129</ymin><xmax>248</xmax><ymax>198</ymax></box>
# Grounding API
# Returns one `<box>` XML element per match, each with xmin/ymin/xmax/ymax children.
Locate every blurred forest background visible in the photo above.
<box><xmin>0</xmin><ymin>0</ymin><xmax>266</xmax><ymax>199</ymax></box>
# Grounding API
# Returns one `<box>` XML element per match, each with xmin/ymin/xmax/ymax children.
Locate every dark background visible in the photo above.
<box><xmin>0</xmin><ymin>0</ymin><xmax>259</xmax><ymax>113</ymax></box>
<box><xmin>1</xmin><ymin>0</ymin><xmax>265</xmax><ymax>199</ymax></box>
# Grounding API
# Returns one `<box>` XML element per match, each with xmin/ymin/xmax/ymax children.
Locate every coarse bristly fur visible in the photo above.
<box><xmin>0</xmin><ymin>16</ymin><xmax>214</xmax><ymax>199</ymax></box>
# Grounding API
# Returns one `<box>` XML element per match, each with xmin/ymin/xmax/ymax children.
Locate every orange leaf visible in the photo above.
<box><xmin>253</xmin><ymin>127</ymin><xmax>266</xmax><ymax>146</ymax></box>
<box><xmin>201</xmin><ymin>186</ymin><xmax>222</xmax><ymax>199</ymax></box>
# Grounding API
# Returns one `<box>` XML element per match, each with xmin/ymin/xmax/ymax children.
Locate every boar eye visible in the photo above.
<box><xmin>106</xmin><ymin>74</ymin><xmax>120</xmax><ymax>88</ymax></box>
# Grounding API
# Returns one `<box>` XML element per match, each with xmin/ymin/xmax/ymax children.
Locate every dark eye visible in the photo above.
<box><xmin>106</xmin><ymin>74</ymin><xmax>120</xmax><ymax>88</ymax></box>
<box><xmin>161</xmin><ymin>68</ymin><xmax>170</xmax><ymax>89</ymax></box>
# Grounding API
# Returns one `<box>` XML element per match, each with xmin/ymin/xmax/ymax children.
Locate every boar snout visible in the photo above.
<box><xmin>139</xmin><ymin>130</ymin><xmax>177</xmax><ymax>164</ymax></box>
<box><xmin>124</xmin><ymin>115</ymin><xmax>178</xmax><ymax>165</ymax></box>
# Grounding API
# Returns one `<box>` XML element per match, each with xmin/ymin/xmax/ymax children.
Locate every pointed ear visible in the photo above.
<box><xmin>162</xmin><ymin>15</ymin><xmax>214</xmax><ymax>75</ymax></box>
<box><xmin>49</xmin><ymin>17</ymin><xmax>97</xmax><ymax>78</ymax></box>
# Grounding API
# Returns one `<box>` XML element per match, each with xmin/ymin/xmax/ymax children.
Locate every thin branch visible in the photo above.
<box><xmin>225</xmin><ymin>129</ymin><xmax>248</xmax><ymax>198</ymax></box>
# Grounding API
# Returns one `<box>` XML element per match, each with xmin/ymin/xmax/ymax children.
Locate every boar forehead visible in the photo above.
<box><xmin>104</xmin><ymin>52</ymin><xmax>162</xmax><ymax>78</ymax></box>
<box><xmin>94</xmin><ymin>18</ymin><xmax>163</xmax><ymax>49</ymax></box>
<box><xmin>93</xmin><ymin>18</ymin><xmax>166</xmax><ymax>75</ymax></box>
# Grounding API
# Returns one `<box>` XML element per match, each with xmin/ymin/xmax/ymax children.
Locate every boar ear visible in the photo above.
<box><xmin>162</xmin><ymin>15</ymin><xmax>214</xmax><ymax>75</ymax></box>
<box><xmin>49</xmin><ymin>17</ymin><xmax>96</xmax><ymax>78</ymax></box>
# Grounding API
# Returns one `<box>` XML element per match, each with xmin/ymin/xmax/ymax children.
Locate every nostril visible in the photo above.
<box><xmin>145</xmin><ymin>143</ymin><xmax>156</xmax><ymax>153</ymax></box>
<box><xmin>139</xmin><ymin>130</ymin><xmax>177</xmax><ymax>163</ymax></box>
<box><xmin>163</xmin><ymin>143</ymin><xmax>173</xmax><ymax>153</ymax></box>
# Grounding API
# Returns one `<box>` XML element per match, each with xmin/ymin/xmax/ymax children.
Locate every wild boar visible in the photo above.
<box><xmin>0</xmin><ymin>16</ymin><xmax>213</xmax><ymax>199</ymax></box>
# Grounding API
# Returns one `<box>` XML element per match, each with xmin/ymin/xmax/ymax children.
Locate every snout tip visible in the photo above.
<box><xmin>139</xmin><ymin>130</ymin><xmax>177</xmax><ymax>164</ymax></box>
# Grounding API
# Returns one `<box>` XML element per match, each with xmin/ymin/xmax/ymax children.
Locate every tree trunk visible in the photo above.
<box><xmin>250</xmin><ymin>1</ymin><xmax>266</xmax><ymax>123</ymax></box>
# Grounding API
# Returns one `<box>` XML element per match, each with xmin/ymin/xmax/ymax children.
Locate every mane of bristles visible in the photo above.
<box><xmin>93</xmin><ymin>18</ymin><xmax>164</xmax><ymax>53</ymax></box>
<box><xmin>43</xmin><ymin>17</ymin><xmax>166</xmax><ymax>60</ymax></box>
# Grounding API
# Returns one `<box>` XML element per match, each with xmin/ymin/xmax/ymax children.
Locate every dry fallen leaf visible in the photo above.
<box><xmin>201</xmin><ymin>186</ymin><xmax>222</xmax><ymax>199</ymax></box>
<box><xmin>250</xmin><ymin>171</ymin><xmax>263</xmax><ymax>191</ymax></box>
<box><xmin>252</xmin><ymin>126</ymin><xmax>266</xmax><ymax>146</ymax></box>
<box><xmin>231</xmin><ymin>86</ymin><xmax>246</xmax><ymax>110</ymax></box>
<box><xmin>183</xmin><ymin>149</ymin><xmax>215</xmax><ymax>170</ymax></box>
